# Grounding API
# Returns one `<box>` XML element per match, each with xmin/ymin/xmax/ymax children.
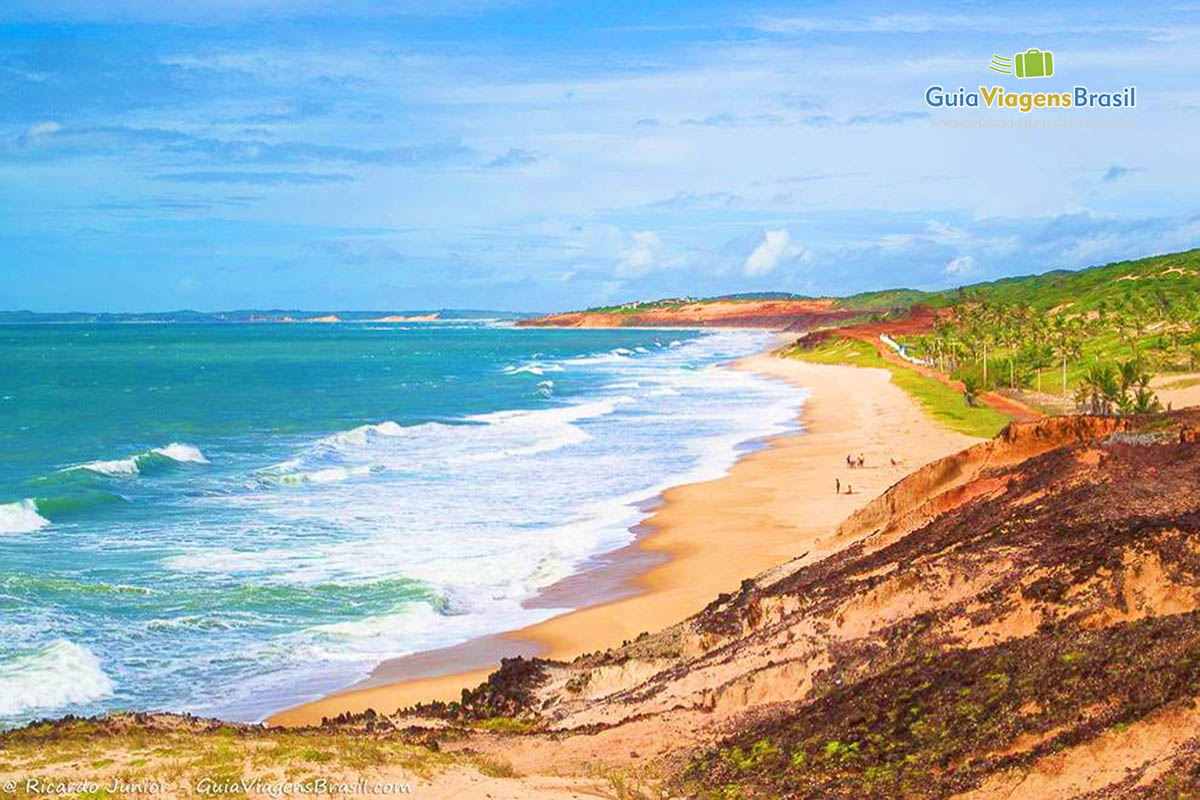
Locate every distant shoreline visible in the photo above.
<box><xmin>0</xmin><ymin>311</ymin><xmax>519</xmax><ymax>325</ymax></box>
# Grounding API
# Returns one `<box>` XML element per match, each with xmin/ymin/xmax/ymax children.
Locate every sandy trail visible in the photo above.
<box><xmin>1153</xmin><ymin>372</ymin><xmax>1200</xmax><ymax>410</ymax></box>
<box><xmin>270</xmin><ymin>354</ymin><xmax>981</xmax><ymax>726</ymax></box>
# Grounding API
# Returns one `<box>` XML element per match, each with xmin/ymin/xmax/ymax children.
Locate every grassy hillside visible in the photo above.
<box><xmin>925</xmin><ymin>248</ymin><xmax>1200</xmax><ymax>314</ymax></box>
<box><xmin>833</xmin><ymin>288</ymin><xmax>928</xmax><ymax>311</ymax></box>
<box><xmin>582</xmin><ymin>249</ymin><xmax>1200</xmax><ymax>331</ymax></box>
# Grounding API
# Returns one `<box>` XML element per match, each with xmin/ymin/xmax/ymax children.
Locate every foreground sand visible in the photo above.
<box><xmin>270</xmin><ymin>353</ymin><xmax>981</xmax><ymax>726</ymax></box>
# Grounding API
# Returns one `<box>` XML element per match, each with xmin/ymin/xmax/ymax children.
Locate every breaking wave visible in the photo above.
<box><xmin>66</xmin><ymin>442</ymin><xmax>210</xmax><ymax>476</ymax></box>
<box><xmin>0</xmin><ymin>499</ymin><xmax>50</xmax><ymax>535</ymax></box>
<box><xmin>0</xmin><ymin>640</ymin><xmax>114</xmax><ymax>716</ymax></box>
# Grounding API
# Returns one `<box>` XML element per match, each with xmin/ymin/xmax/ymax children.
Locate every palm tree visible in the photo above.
<box><xmin>962</xmin><ymin>374</ymin><xmax>981</xmax><ymax>407</ymax></box>
<box><xmin>1117</xmin><ymin>358</ymin><xmax>1142</xmax><ymax>397</ymax></box>
<box><xmin>1079</xmin><ymin>363</ymin><xmax>1121</xmax><ymax>415</ymax></box>
<box><xmin>1052</xmin><ymin>318</ymin><xmax>1083</xmax><ymax>397</ymax></box>
<box><xmin>1022</xmin><ymin>342</ymin><xmax>1055</xmax><ymax>394</ymax></box>
<box><xmin>1131</xmin><ymin>386</ymin><xmax>1162</xmax><ymax>414</ymax></box>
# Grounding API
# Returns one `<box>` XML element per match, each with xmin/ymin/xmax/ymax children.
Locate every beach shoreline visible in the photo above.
<box><xmin>268</xmin><ymin>346</ymin><xmax>981</xmax><ymax>727</ymax></box>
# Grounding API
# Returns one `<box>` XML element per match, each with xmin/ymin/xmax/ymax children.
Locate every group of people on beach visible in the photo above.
<box><xmin>836</xmin><ymin>453</ymin><xmax>866</xmax><ymax>495</ymax></box>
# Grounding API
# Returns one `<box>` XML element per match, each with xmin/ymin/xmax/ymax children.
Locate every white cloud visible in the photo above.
<box><xmin>22</xmin><ymin>121</ymin><xmax>61</xmax><ymax>140</ymax></box>
<box><xmin>944</xmin><ymin>254</ymin><xmax>978</xmax><ymax>276</ymax></box>
<box><xmin>617</xmin><ymin>231</ymin><xmax>666</xmax><ymax>276</ymax></box>
<box><xmin>743</xmin><ymin>229</ymin><xmax>806</xmax><ymax>276</ymax></box>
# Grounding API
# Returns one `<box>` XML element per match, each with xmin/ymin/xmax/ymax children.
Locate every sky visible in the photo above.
<box><xmin>1</xmin><ymin>0</ymin><xmax>1198</xmax><ymax>312</ymax></box>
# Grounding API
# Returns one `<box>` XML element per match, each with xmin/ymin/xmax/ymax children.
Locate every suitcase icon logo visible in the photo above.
<box><xmin>989</xmin><ymin>49</ymin><xmax>1054</xmax><ymax>78</ymax></box>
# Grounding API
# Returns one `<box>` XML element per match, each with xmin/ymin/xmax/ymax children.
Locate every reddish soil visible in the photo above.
<box><xmin>518</xmin><ymin>299</ymin><xmax>865</xmax><ymax>329</ymax></box>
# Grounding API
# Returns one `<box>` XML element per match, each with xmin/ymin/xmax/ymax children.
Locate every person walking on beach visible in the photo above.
<box><xmin>858</xmin><ymin>454</ymin><xmax>865</xmax><ymax>468</ymax></box>
<box><xmin>836</xmin><ymin>478</ymin><xmax>841</xmax><ymax>494</ymax></box>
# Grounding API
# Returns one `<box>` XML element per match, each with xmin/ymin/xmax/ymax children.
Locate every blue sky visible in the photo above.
<box><xmin>1</xmin><ymin>0</ymin><xmax>1198</xmax><ymax>312</ymax></box>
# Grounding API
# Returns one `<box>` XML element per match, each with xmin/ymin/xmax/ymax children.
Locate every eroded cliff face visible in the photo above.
<box><xmin>517</xmin><ymin>299</ymin><xmax>865</xmax><ymax>329</ymax></box>
<box><xmin>835</xmin><ymin>415</ymin><xmax>1130</xmax><ymax>548</ymax></box>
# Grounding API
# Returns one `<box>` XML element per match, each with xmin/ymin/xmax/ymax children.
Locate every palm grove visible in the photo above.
<box><xmin>906</xmin><ymin>287</ymin><xmax>1200</xmax><ymax>416</ymax></box>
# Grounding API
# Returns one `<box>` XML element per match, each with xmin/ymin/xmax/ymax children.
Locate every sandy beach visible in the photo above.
<box><xmin>269</xmin><ymin>350</ymin><xmax>981</xmax><ymax>727</ymax></box>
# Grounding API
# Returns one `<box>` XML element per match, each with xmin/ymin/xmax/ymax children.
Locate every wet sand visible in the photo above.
<box><xmin>269</xmin><ymin>353</ymin><xmax>980</xmax><ymax>726</ymax></box>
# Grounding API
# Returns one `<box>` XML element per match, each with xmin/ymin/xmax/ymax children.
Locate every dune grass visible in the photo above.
<box><xmin>0</xmin><ymin>718</ymin><xmax>465</xmax><ymax>798</ymax></box>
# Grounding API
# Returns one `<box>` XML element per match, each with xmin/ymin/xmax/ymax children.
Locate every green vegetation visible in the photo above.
<box><xmin>901</xmin><ymin>258</ymin><xmax>1200</xmax><ymax>413</ymax></box>
<box><xmin>473</xmin><ymin>716</ymin><xmax>536</xmax><ymax>734</ymax></box>
<box><xmin>579</xmin><ymin>250</ymin><xmax>1200</xmax><ymax>428</ymax></box>
<box><xmin>590</xmin><ymin>250</ymin><xmax>1200</xmax><ymax>322</ymax></box>
<box><xmin>923</xmin><ymin>248</ymin><xmax>1200</xmax><ymax>314</ymax></box>
<box><xmin>582</xmin><ymin>298</ymin><xmax>694</xmax><ymax>314</ymax></box>
<box><xmin>0</xmin><ymin>717</ymin><xmax>475</xmax><ymax>797</ymax></box>
<box><xmin>833</xmin><ymin>288</ymin><xmax>927</xmax><ymax>311</ymax></box>
<box><xmin>786</xmin><ymin>336</ymin><xmax>1009</xmax><ymax>438</ymax></box>
<box><xmin>1075</xmin><ymin>360</ymin><xmax>1161</xmax><ymax>415</ymax></box>
<box><xmin>583</xmin><ymin>293</ymin><xmax>810</xmax><ymax>314</ymax></box>
<box><xmin>678</xmin><ymin>611</ymin><xmax>1200</xmax><ymax>799</ymax></box>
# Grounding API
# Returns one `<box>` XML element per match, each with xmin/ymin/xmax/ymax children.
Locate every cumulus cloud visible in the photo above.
<box><xmin>618</xmin><ymin>231</ymin><xmax>666</xmax><ymax>276</ymax></box>
<box><xmin>944</xmin><ymin>254</ymin><xmax>978</xmax><ymax>276</ymax></box>
<box><xmin>743</xmin><ymin>229</ymin><xmax>806</xmax><ymax>276</ymax></box>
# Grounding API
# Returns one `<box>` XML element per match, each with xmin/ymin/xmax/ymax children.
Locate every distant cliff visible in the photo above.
<box><xmin>518</xmin><ymin>298</ymin><xmax>870</xmax><ymax>330</ymax></box>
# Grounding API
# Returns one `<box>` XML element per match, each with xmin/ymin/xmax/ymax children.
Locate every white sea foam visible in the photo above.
<box><xmin>0</xmin><ymin>640</ymin><xmax>114</xmax><ymax>716</ymax></box>
<box><xmin>67</xmin><ymin>442</ymin><xmax>210</xmax><ymax>475</ymax></box>
<box><xmin>320</xmin><ymin>421</ymin><xmax>407</xmax><ymax>450</ymax></box>
<box><xmin>75</xmin><ymin>457</ymin><xmax>141</xmax><ymax>476</ymax></box>
<box><xmin>148</xmin><ymin>329</ymin><xmax>806</xmax><ymax>722</ymax></box>
<box><xmin>503</xmin><ymin>362</ymin><xmax>564</xmax><ymax>376</ymax></box>
<box><xmin>261</xmin><ymin>465</ymin><xmax>373</xmax><ymax>486</ymax></box>
<box><xmin>456</xmin><ymin>397</ymin><xmax>631</xmax><ymax>461</ymax></box>
<box><xmin>152</xmin><ymin>442</ymin><xmax>210</xmax><ymax>464</ymax></box>
<box><xmin>0</xmin><ymin>499</ymin><xmax>50</xmax><ymax>535</ymax></box>
<box><xmin>302</xmin><ymin>466</ymin><xmax>373</xmax><ymax>484</ymax></box>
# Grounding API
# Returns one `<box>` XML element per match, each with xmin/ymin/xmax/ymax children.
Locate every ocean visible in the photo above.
<box><xmin>0</xmin><ymin>321</ymin><xmax>805</xmax><ymax>725</ymax></box>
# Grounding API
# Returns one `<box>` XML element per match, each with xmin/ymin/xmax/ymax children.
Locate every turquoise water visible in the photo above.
<box><xmin>0</xmin><ymin>322</ymin><xmax>803</xmax><ymax>724</ymax></box>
